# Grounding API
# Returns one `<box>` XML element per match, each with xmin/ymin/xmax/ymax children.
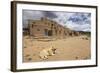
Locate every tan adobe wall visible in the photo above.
<box><xmin>28</xmin><ymin>17</ymin><xmax>80</xmax><ymax>37</ymax></box>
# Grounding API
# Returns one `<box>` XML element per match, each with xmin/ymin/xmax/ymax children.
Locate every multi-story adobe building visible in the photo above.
<box><xmin>27</xmin><ymin>17</ymin><xmax>80</xmax><ymax>38</ymax></box>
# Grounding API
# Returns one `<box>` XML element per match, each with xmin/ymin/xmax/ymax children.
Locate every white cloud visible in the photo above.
<box><xmin>67</xmin><ymin>21</ymin><xmax>91</xmax><ymax>31</ymax></box>
<box><xmin>52</xmin><ymin>12</ymin><xmax>91</xmax><ymax>32</ymax></box>
<box><xmin>23</xmin><ymin>10</ymin><xmax>91</xmax><ymax>32</ymax></box>
<box><xmin>23</xmin><ymin>10</ymin><xmax>44</xmax><ymax>28</ymax></box>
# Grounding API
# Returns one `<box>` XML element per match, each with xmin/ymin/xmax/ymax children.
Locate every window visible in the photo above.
<box><xmin>37</xmin><ymin>29</ymin><xmax>40</xmax><ymax>31</ymax></box>
<box><xmin>52</xmin><ymin>24</ymin><xmax>53</xmax><ymax>26</ymax></box>
<box><xmin>44</xmin><ymin>29</ymin><xmax>48</xmax><ymax>36</ymax></box>
<box><xmin>59</xmin><ymin>31</ymin><xmax>61</xmax><ymax>34</ymax></box>
<box><xmin>32</xmin><ymin>24</ymin><xmax>34</xmax><ymax>28</ymax></box>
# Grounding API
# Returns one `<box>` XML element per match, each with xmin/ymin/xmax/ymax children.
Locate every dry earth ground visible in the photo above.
<box><xmin>23</xmin><ymin>35</ymin><xmax>91</xmax><ymax>62</ymax></box>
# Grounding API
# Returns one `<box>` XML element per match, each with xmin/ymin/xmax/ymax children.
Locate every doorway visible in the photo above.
<box><xmin>48</xmin><ymin>30</ymin><xmax>52</xmax><ymax>36</ymax></box>
<box><xmin>44</xmin><ymin>29</ymin><xmax>52</xmax><ymax>36</ymax></box>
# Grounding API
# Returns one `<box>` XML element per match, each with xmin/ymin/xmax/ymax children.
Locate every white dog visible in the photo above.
<box><xmin>39</xmin><ymin>46</ymin><xmax>56</xmax><ymax>60</ymax></box>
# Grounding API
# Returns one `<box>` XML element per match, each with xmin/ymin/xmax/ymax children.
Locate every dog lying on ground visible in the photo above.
<box><xmin>39</xmin><ymin>46</ymin><xmax>56</xmax><ymax>60</ymax></box>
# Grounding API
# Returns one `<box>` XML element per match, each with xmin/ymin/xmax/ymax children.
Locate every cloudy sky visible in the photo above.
<box><xmin>22</xmin><ymin>10</ymin><xmax>91</xmax><ymax>32</ymax></box>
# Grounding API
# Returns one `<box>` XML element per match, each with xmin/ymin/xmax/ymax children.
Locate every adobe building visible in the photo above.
<box><xmin>28</xmin><ymin>17</ymin><xmax>80</xmax><ymax>38</ymax></box>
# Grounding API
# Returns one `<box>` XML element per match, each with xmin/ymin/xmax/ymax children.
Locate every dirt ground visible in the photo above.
<box><xmin>23</xmin><ymin>35</ymin><xmax>91</xmax><ymax>62</ymax></box>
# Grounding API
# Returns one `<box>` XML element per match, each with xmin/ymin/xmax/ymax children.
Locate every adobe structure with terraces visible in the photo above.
<box><xmin>27</xmin><ymin>17</ymin><xmax>80</xmax><ymax>38</ymax></box>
